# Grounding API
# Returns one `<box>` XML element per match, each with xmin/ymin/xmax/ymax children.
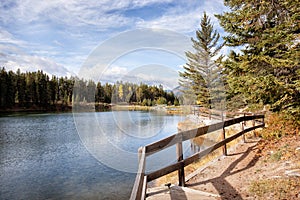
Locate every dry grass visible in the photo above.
<box><xmin>258</xmin><ymin>113</ymin><xmax>299</xmax><ymax>139</ymax></box>
<box><xmin>250</xmin><ymin>177</ymin><xmax>300</xmax><ymax>199</ymax></box>
<box><xmin>112</xmin><ymin>105</ymin><xmax>152</xmax><ymax>111</ymax></box>
<box><xmin>153</xmin><ymin>148</ymin><xmax>224</xmax><ymax>187</ymax></box>
<box><xmin>248</xmin><ymin>132</ymin><xmax>300</xmax><ymax>199</ymax></box>
<box><xmin>184</xmin><ymin>148</ymin><xmax>223</xmax><ymax>177</ymax></box>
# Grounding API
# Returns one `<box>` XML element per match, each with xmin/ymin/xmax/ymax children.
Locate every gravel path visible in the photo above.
<box><xmin>186</xmin><ymin>135</ymin><xmax>300</xmax><ymax>199</ymax></box>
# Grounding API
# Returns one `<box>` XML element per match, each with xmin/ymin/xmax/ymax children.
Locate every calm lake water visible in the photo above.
<box><xmin>0</xmin><ymin>111</ymin><xmax>192</xmax><ymax>200</ymax></box>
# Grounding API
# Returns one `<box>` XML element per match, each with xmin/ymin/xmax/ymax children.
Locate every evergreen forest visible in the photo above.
<box><xmin>180</xmin><ymin>0</ymin><xmax>299</xmax><ymax>122</ymax></box>
<box><xmin>0</xmin><ymin>68</ymin><xmax>178</xmax><ymax>111</ymax></box>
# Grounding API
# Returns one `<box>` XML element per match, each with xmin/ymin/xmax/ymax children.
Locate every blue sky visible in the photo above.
<box><xmin>0</xmin><ymin>0</ymin><xmax>229</xmax><ymax>84</ymax></box>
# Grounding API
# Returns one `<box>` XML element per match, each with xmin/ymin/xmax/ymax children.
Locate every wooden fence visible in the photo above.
<box><xmin>130</xmin><ymin>113</ymin><xmax>265</xmax><ymax>200</ymax></box>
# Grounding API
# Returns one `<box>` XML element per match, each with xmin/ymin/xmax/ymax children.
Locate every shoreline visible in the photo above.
<box><xmin>0</xmin><ymin>104</ymin><xmax>186</xmax><ymax>115</ymax></box>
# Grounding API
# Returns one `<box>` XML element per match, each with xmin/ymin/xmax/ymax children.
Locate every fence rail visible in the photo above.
<box><xmin>130</xmin><ymin>113</ymin><xmax>265</xmax><ymax>200</ymax></box>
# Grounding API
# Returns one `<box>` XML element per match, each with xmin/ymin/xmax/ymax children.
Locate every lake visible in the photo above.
<box><xmin>0</xmin><ymin>111</ymin><xmax>193</xmax><ymax>200</ymax></box>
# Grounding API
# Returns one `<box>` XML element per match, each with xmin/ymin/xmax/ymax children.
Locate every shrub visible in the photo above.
<box><xmin>258</xmin><ymin>113</ymin><xmax>299</xmax><ymax>139</ymax></box>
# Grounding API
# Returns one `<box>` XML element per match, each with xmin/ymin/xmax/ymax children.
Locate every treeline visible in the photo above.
<box><xmin>180</xmin><ymin>1</ymin><xmax>299</xmax><ymax>122</ymax></box>
<box><xmin>0</xmin><ymin>68</ymin><xmax>179</xmax><ymax>111</ymax></box>
<box><xmin>216</xmin><ymin>0</ymin><xmax>299</xmax><ymax>121</ymax></box>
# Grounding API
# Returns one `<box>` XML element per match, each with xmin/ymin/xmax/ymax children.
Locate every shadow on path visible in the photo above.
<box><xmin>187</xmin><ymin>143</ymin><xmax>262</xmax><ymax>200</ymax></box>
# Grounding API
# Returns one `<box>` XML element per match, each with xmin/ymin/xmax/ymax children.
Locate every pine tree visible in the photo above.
<box><xmin>95</xmin><ymin>82</ymin><xmax>104</xmax><ymax>103</ymax></box>
<box><xmin>49</xmin><ymin>75</ymin><xmax>58</xmax><ymax>105</ymax></box>
<box><xmin>86</xmin><ymin>80</ymin><xmax>96</xmax><ymax>103</ymax></box>
<box><xmin>0</xmin><ymin>68</ymin><xmax>8</xmax><ymax>107</ymax></box>
<box><xmin>217</xmin><ymin>0</ymin><xmax>300</xmax><ymax>119</ymax></box>
<box><xmin>179</xmin><ymin>12</ymin><xmax>224</xmax><ymax>109</ymax></box>
<box><xmin>16</xmin><ymin>69</ymin><xmax>26</xmax><ymax>106</ymax></box>
<box><xmin>103</xmin><ymin>83</ymin><xmax>112</xmax><ymax>103</ymax></box>
<box><xmin>6</xmin><ymin>70</ymin><xmax>16</xmax><ymax>108</ymax></box>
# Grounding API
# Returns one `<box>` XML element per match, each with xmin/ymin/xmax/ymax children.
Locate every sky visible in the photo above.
<box><xmin>0</xmin><ymin>0</ymin><xmax>229</xmax><ymax>86</ymax></box>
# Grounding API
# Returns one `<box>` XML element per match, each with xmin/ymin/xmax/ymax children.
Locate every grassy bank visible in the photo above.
<box><xmin>0</xmin><ymin>103</ymin><xmax>188</xmax><ymax>114</ymax></box>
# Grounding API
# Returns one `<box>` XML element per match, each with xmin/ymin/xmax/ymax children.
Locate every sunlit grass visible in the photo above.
<box><xmin>250</xmin><ymin>177</ymin><xmax>300</xmax><ymax>199</ymax></box>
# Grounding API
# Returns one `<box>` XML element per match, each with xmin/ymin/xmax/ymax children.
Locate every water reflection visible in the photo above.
<box><xmin>0</xmin><ymin>111</ymin><xmax>186</xmax><ymax>200</ymax></box>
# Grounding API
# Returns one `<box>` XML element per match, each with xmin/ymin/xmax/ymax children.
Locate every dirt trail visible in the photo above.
<box><xmin>186</xmin><ymin>135</ymin><xmax>300</xmax><ymax>199</ymax></box>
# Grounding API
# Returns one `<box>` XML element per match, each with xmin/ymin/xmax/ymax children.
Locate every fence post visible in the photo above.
<box><xmin>221</xmin><ymin>112</ymin><xmax>227</xmax><ymax>156</ymax></box>
<box><xmin>252</xmin><ymin>113</ymin><xmax>256</xmax><ymax>136</ymax></box>
<box><xmin>131</xmin><ymin>147</ymin><xmax>146</xmax><ymax>200</ymax></box>
<box><xmin>141</xmin><ymin>176</ymin><xmax>148</xmax><ymax>200</ymax></box>
<box><xmin>242</xmin><ymin>113</ymin><xmax>245</xmax><ymax>142</ymax></box>
<box><xmin>176</xmin><ymin>138</ymin><xmax>185</xmax><ymax>186</ymax></box>
<box><xmin>138</xmin><ymin>147</ymin><xmax>142</xmax><ymax>161</ymax></box>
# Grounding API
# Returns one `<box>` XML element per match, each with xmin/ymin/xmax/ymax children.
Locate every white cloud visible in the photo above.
<box><xmin>0</xmin><ymin>0</ymin><xmax>230</xmax><ymax>80</ymax></box>
<box><xmin>134</xmin><ymin>72</ymin><xmax>179</xmax><ymax>90</ymax></box>
<box><xmin>0</xmin><ymin>0</ymin><xmax>174</xmax><ymax>31</ymax></box>
<box><xmin>1</xmin><ymin>56</ymin><xmax>74</xmax><ymax>77</ymax></box>
<box><xmin>135</xmin><ymin>0</ymin><xmax>227</xmax><ymax>34</ymax></box>
<box><xmin>0</xmin><ymin>44</ymin><xmax>74</xmax><ymax>77</ymax></box>
<box><xmin>0</xmin><ymin>28</ymin><xmax>73</xmax><ymax>76</ymax></box>
<box><xmin>136</xmin><ymin>9</ymin><xmax>201</xmax><ymax>33</ymax></box>
<box><xmin>78</xmin><ymin>62</ymin><xmax>180</xmax><ymax>89</ymax></box>
<box><xmin>53</xmin><ymin>40</ymin><xmax>63</xmax><ymax>47</ymax></box>
<box><xmin>131</xmin><ymin>0</ymin><xmax>173</xmax><ymax>7</ymax></box>
<box><xmin>0</xmin><ymin>29</ymin><xmax>26</xmax><ymax>46</ymax></box>
<box><xmin>102</xmin><ymin>64</ymin><xmax>179</xmax><ymax>89</ymax></box>
<box><xmin>103</xmin><ymin>66</ymin><xmax>128</xmax><ymax>76</ymax></box>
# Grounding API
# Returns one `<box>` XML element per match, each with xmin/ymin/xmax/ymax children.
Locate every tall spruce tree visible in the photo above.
<box><xmin>179</xmin><ymin>12</ymin><xmax>224</xmax><ymax>109</ymax></box>
<box><xmin>216</xmin><ymin>0</ymin><xmax>300</xmax><ymax>119</ymax></box>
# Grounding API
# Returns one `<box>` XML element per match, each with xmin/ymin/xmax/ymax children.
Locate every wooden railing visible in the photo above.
<box><xmin>130</xmin><ymin>113</ymin><xmax>265</xmax><ymax>200</ymax></box>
